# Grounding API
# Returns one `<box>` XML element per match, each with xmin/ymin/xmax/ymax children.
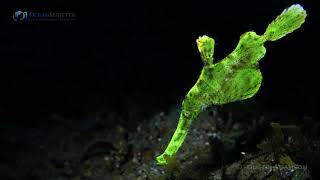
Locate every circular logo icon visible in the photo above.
<box><xmin>13</xmin><ymin>11</ymin><xmax>27</xmax><ymax>21</ymax></box>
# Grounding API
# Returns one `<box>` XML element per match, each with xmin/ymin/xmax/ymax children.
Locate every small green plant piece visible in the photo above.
<box><xmin>156</xmin><ymin>4</ymin><xmax>306</xmax><ymax>166</ymax></box>
<box><xmin>257</xmin><ymin>122</ymin><xmax>286</xmax><ymax>153</ymax></box>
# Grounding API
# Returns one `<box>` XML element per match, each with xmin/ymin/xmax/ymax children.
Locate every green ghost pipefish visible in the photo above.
<box><xmin>156</xmin><ymin>4</ymin><xmax>306</xmax><ymax>165</ymax></box>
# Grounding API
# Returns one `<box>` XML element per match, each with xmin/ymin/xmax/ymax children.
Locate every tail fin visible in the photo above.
<box><xmin>263</xmin><ymin>4</ymin><xmax>307</xmax><ymax>41</ymax></box>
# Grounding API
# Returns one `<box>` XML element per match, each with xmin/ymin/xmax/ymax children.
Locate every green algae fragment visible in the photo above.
<box><xmin>156</xmin><ymin>4</ymin><xmax>307</xmax><ymax>166</ymax></box>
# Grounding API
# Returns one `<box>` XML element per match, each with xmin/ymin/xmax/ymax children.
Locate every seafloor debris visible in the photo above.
<box><xmin>209</xmin><ymin>122</ymin><xmax>312</xmax><ymax>180</ymax></box>
<box><xmin>2</xmin><ymin>102</ymin><xmax>318</xmax><ymax>179</ymax></box>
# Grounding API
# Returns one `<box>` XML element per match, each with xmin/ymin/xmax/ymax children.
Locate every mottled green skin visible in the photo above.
<box><xmin>156</xmin><ymin>4</ymin><xmax>306</xmax><ymax>165</ymax></box>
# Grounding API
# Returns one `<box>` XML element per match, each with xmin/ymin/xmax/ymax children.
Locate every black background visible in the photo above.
<box><xmin>1</xmin><ymin>0</ymin><xmax>319</xmax><ymax>125</ymax></box>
